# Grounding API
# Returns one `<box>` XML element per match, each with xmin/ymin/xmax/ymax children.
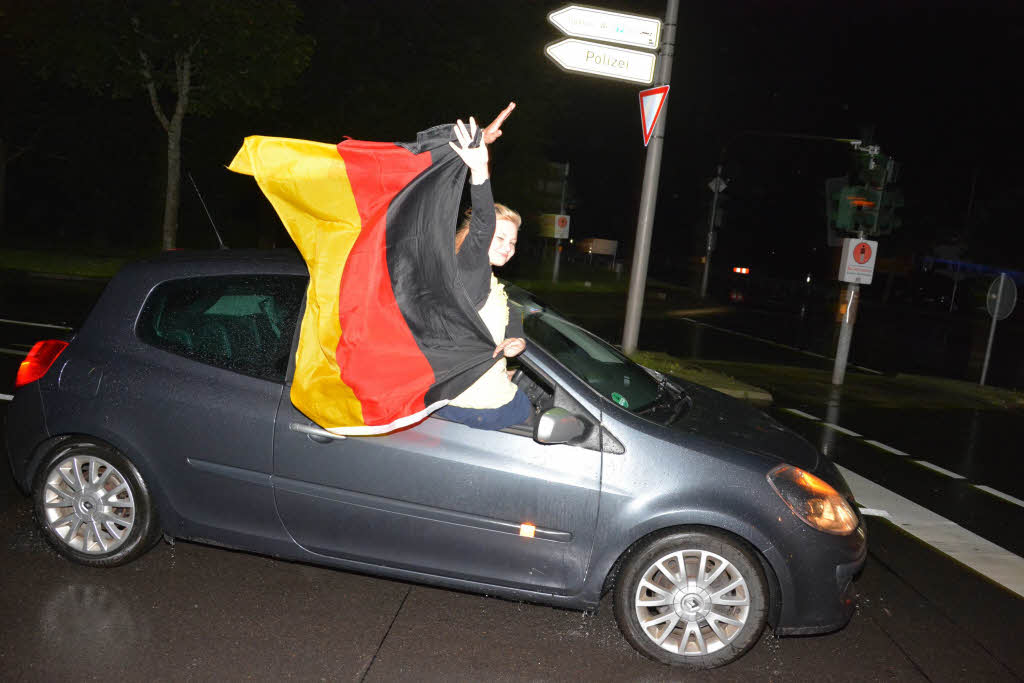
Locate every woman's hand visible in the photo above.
<box><xmin>449</xmin><ymin>117</ymin><xmax>489</xmax><ymax>185</ymax></box>
<box><xmin>483</xmin><ymin>101</ymin><xmax>515</xmax><ymax>144</ymax></box>
<box><xmin>493</xmin><ymin>337</ymin><xmax>526</xmax><ymax>358</ymax></box>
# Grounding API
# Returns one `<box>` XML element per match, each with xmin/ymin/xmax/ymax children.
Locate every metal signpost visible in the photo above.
<box><xmin>538</xmin><ymin>213</ymin><xmax>571</xmax><ymax>282</ymax></box>
<box><xmin>831</xmin><ymin>237</ymin><xmax>878</xmax><ymax>385</ymax></box>
<box><xmin>831</xmin><ymin>145</ymin><xmax>890</xmax><ymax>386</ymax></box>
<box><xmin>545</xmin><ymin>3</ymin><xmax>674</xmax><ymax>354</ymax></box>
<box><xmin>699</xmin><ymin>168</ymin><xmax>726</xmax><ymax>298</ymax></box>
<box><xmin>980</xmin><ymin>273</ymin><xmax>1017</xmax><ymax>386</ymax></box>
<box><xmin>619</xmin><ymin>2</ymin><xmax>675</xmax><ymax>354</ymax></box>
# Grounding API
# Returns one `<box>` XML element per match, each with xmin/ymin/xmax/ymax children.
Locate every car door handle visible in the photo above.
<box><xmin>288</xmin><ymin>422</ymin><xmax>346</xmax><ymax>443</ymax></box>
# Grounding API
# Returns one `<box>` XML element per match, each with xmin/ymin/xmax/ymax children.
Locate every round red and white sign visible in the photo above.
<box><xmin>853</xmin><ymin>241</ymin><xmax>872</xmax><ymax>264</ymax></box>
<box><xmin>557</xmin><ymin>216</ymin><xmax>569</xmax><ymax>229</ymax></box>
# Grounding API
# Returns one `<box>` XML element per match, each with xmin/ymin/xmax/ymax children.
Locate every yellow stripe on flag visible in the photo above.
<box><xmin>228</xmin><ymin>136</ymin><xmax>365</xmax><ymax>428</ymax></box>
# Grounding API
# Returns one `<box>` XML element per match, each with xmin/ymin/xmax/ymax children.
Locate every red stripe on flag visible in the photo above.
<box><xmin>336</xmin><ymin>141</ymin><xmax>434</xmax><ymax>425</ymax></box>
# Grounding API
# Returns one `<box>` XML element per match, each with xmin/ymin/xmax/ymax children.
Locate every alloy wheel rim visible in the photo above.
<box><xmin>42</xmin><ymin>454</ymin><xmax>136</xmax><ymax>554</ymax></box>
<box><xmin>634</xmin><ymin>548</ymin><xmax>751</xmax><ymax>656</ymax></box>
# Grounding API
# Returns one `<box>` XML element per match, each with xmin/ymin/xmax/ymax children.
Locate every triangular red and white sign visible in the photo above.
<box><xmin>639</xmin><ymin>85</ymin><xmax>669</xmax><ymax>146</ymax></box>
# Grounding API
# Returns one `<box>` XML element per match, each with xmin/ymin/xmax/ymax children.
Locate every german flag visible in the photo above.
<box><xmin>228</xmin><ymin>125</ymin><xmax>497</xmax><ymax>434</ymax></box>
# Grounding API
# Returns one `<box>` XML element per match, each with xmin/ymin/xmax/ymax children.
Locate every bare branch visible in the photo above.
<box><xmin>130</xmin><ymin>16</ymin><xmax>171</xmax><ymax>132</ymax></box>
<box><xmin>140</xmin><ymin>47</ymin><xmax>170</xmax><ymax>132</ymax></box>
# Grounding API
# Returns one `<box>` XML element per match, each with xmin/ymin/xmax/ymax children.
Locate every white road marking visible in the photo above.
<box><xmin>0</xmin><ymin>394</ymin><xmax>12</xmax><ymax>401</ymax></box>
<box><xmin>863</xmin><ymin>440</ymin><xmax>910</xmax><ymax>456</ymax></box>
<box><xmin>0</xmin><ymin>317</ymin><xmax>72</xmax><ymax>331</ymax></box>
<box><xmin>1</xmin><ymin>347</ymin><xmax>28</xmax><ymax>357</ymax></box>
<box><xmin>822</xmin><ymin>422</ymin><xmax>862</xmax><ymax>437</ymax></box>
<box><xmin>913</xmin><ymin>460</ymin><xmax>966</xmax><ymax>479</ymax></box>
<box><xmin>784</xmin><ymin>408</ymin><xmax>821</xmax><ymax>420</ymax></box>
<box><xmin>679</xmin><ymin>317</ymin><xmax>883</xmax><ymax>374</ymax></box>
<box><xmin>838</xmin><ymin>465</ymin><xmax>1024</xmax><ymax>599</ymax></box>
<box><xmin>974</xmin><ymin>485</ymin><xmax>1024</xmax><ymax>509</ymax></box>
<box><xmin>858</xmin><ymin>508</ymin><xmax>890</xmax><ymax>517</ymax></box>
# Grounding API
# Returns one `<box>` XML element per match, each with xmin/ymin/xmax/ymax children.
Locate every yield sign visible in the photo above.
<box><xmin>639</xmin><ymin>85</ymin><xmax>669</xmax><ymax>146</ymax></box>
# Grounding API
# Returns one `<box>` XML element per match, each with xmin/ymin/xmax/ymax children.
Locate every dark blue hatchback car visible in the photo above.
<box><xmin>7</xmin><ymin>250</ymin><xmax>865</xmax><ymax>670</ymax></box>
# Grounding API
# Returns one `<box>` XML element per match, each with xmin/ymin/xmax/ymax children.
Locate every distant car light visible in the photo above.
<box><xmin>15</xmin><ymin>339</ymin><xmax>68</xmax><ymax>388</ymax></box>
<box><xmin>767</xmin><ymin>465</ymin><xmax>858</xmax><ymax>535</ymax></box>
<box><xmin>733</xmin><ymin>267</ymin><xmax>750</xmax><ymax>274</ymax></box>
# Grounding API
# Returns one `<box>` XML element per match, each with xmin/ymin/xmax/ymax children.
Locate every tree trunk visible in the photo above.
<box><xmin>162</xmin><ymin>120</ymin><xmax>182</xmax><ymax>250</ymax></box>
<box><xmin>146</xmin><ymin>45</ymin><xmax>191</xmax><ymax>250</ymax></box>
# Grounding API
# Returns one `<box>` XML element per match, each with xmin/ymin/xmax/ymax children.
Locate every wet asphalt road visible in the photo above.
<box><xmin>2</xmin><ymin>272</ymin><xmax>1023</xmax><ymax>679</ymax></box>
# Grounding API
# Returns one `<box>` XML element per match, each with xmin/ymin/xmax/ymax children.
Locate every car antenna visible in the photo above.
<box><xmin>187</xmin><ymin>171</ymin><xmax>228</xmax><ymax>249</ymax></box>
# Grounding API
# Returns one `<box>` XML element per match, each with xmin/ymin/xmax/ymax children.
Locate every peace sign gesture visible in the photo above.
<box><xmin>449</xmin><ymin>117</ymin><xmax>489</xmax><ymax>185</ymax></box>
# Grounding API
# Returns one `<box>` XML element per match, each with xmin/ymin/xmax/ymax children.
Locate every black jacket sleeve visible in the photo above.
<box><xmin>456</xmin><ymin>180</ymin><xmax>496</xmax><ymax>308</ymax></box>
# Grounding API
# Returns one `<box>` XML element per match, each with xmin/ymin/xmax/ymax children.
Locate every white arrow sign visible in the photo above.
<box><xmin>545</xmin><ymin>39</ymin><xmax>657</xmax><ymax>84</ymax></box>
<box><xmin>548</xmin><ymin>5</ymin><xmax>661</xmax><ymax>49</ymax></box>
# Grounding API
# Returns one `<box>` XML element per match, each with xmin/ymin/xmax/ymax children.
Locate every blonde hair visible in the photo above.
<box><xmin>455</xmin><ymin>203</ymin><xmax>521</xmax><ymax>253</ymax></box>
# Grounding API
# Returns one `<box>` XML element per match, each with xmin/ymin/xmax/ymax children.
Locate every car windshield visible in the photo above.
<box><xmin>506</xmin><ymin>284</ymin><xmax>664</xmax><ymax>414</ymax></box>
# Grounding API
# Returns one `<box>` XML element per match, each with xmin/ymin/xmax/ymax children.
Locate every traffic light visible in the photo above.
<box><xmin>875</xmin><ymin>190</ymin><xmax>904</xmax><ymax>235</ymax></box>
<box><xmin>832</xmin><ymin>185</ymin><xmax>876</xmax><ymax>230</ymax></box>
<box><xmin>828</xmin><ymin>183</ymin><xmax>902</xmax><ymax>237</ymax></box>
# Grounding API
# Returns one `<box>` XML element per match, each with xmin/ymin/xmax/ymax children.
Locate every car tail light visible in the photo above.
<box><xmin>15</xmin><ymin>340</ymin><xmax>69</xmax><ymax>388</ymax></box>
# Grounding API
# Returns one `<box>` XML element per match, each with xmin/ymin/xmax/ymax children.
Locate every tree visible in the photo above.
<box><xmin>10</xmin><ymin>0</ymin><xmax>314</xmax><ymax>249</ymax></box>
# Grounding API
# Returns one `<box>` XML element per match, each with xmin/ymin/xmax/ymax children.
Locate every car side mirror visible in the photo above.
<box><xmin>535</xmin><ymin>407</ymin><xmax>586</xmax><ymax>444</ymax></box>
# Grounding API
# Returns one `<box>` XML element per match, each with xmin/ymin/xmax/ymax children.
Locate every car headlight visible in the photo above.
<box><xmin>767</xmin><ymin>465</ymin><xmax>859</xmax><ymax>535</ymax></box>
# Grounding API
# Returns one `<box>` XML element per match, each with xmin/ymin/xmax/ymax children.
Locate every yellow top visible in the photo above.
<box><xmin>448</xmin><ymin>275</ymin><xmax>518</xmax><ymax>409</ymax></box>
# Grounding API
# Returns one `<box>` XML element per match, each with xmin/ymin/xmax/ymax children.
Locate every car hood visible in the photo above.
<box><xmin>669</xmin><ymin>378</ymin><xmax>820</xmax><ymax>471</ymax></box>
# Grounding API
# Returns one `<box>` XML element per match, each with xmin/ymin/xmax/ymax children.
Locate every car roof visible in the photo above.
<box><xmin>135</xmin><ymin>248</ymin><xmax>308</xmax><ymax>276</ymax></box>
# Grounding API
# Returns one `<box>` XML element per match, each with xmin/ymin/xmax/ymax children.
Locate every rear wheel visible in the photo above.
<box><xmin>613</xmin><ymin>529</ymin><xmax>768</xmax><ymax>670</ymax></box>
<box><xmin>33</xmin><ymin>442</ymin><xmax>160</xmax><ymax>567</ymax></box>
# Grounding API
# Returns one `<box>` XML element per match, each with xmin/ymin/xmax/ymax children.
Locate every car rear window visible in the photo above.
<box><xmin>137</xmin><ymin>275</ymin><xmax>306</xmax><ymax>382</ymax></box>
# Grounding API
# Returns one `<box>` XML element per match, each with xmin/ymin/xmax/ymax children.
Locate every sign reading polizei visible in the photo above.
<box><xmin>838</xmin><ymin>238</ymin><xmax>878</xmax><ymax>284</ymax></box>
<box><xmin>545</xmin><ymin>38</ymin><xmax>657</xmax><ymax>84</ymax></box>
<box><xmin>547</xmin><ymin>5</ymin><xmax>662</xmax><ymax>49</ymax></box>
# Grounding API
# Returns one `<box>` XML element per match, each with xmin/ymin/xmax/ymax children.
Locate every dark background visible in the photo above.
<box><xmin>3</xmin><ymin>0</ymin><xmax>1022</xmax><ymax>284</ymax></box>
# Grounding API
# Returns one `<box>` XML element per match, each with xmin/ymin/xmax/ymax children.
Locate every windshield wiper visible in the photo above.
<box><xmin>639</xmin><ymin>379</ymin><xmax>689</xmax><ymax>424</ymax></box>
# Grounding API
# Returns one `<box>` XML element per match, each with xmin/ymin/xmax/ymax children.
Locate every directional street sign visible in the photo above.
<box><xmin>545</xmin><ymin>38</ymin><xmax>657</xmax><ymax>84</ymax></box>
<box><xmin>639</xmin><ymin>85</ymin><xmax>669</xmax><ymax>146</ymax></box>
<box><xmin>548</xmin><ymin>5</ymin><xmax>662</xmax><ymax>49</ymax></box>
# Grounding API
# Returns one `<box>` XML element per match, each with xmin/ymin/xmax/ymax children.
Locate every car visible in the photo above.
<box><xmin>6</xmin><ymin>249</ymin><xmax>866</xmax><ymax>670</ymax></box>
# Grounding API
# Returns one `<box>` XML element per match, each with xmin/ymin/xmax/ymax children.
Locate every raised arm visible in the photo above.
<box><xmin>450</xmin><ymin>118</ymin><xmax>497</xmax><ymax>279</ymax></box>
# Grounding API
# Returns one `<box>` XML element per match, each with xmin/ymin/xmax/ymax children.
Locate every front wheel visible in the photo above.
<box><xmin>33</xmin><ymin>442</ymin><xmax>160</xmax><ymax>567</ymax></box>
<box><xmin>613</xmin><ymin>529</ymin><xmax>768</xmax><ymax>670</ymax></box>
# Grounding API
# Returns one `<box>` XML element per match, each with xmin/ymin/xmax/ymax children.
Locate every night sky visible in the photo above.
<box><xmin>3</xmin><ymin>0</ymin><xmax>1022</xmax><ymax>281</ymax></box>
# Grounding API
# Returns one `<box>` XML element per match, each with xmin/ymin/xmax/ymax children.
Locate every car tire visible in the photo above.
<box><xmin>612</xmin><ymin>528</ymin><xmax>768</xmax><ymax>670</ymax></box>
<box><xmin>33</xmin><ymin>442</ymin><xmax>161</xmax><ymax>567</ymax></box>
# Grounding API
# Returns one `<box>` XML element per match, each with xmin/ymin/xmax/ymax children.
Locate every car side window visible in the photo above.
<box><xmin>137</xmin><ymin>275</ymin><xmax>306</xmax><ymax>382</ymax></box>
